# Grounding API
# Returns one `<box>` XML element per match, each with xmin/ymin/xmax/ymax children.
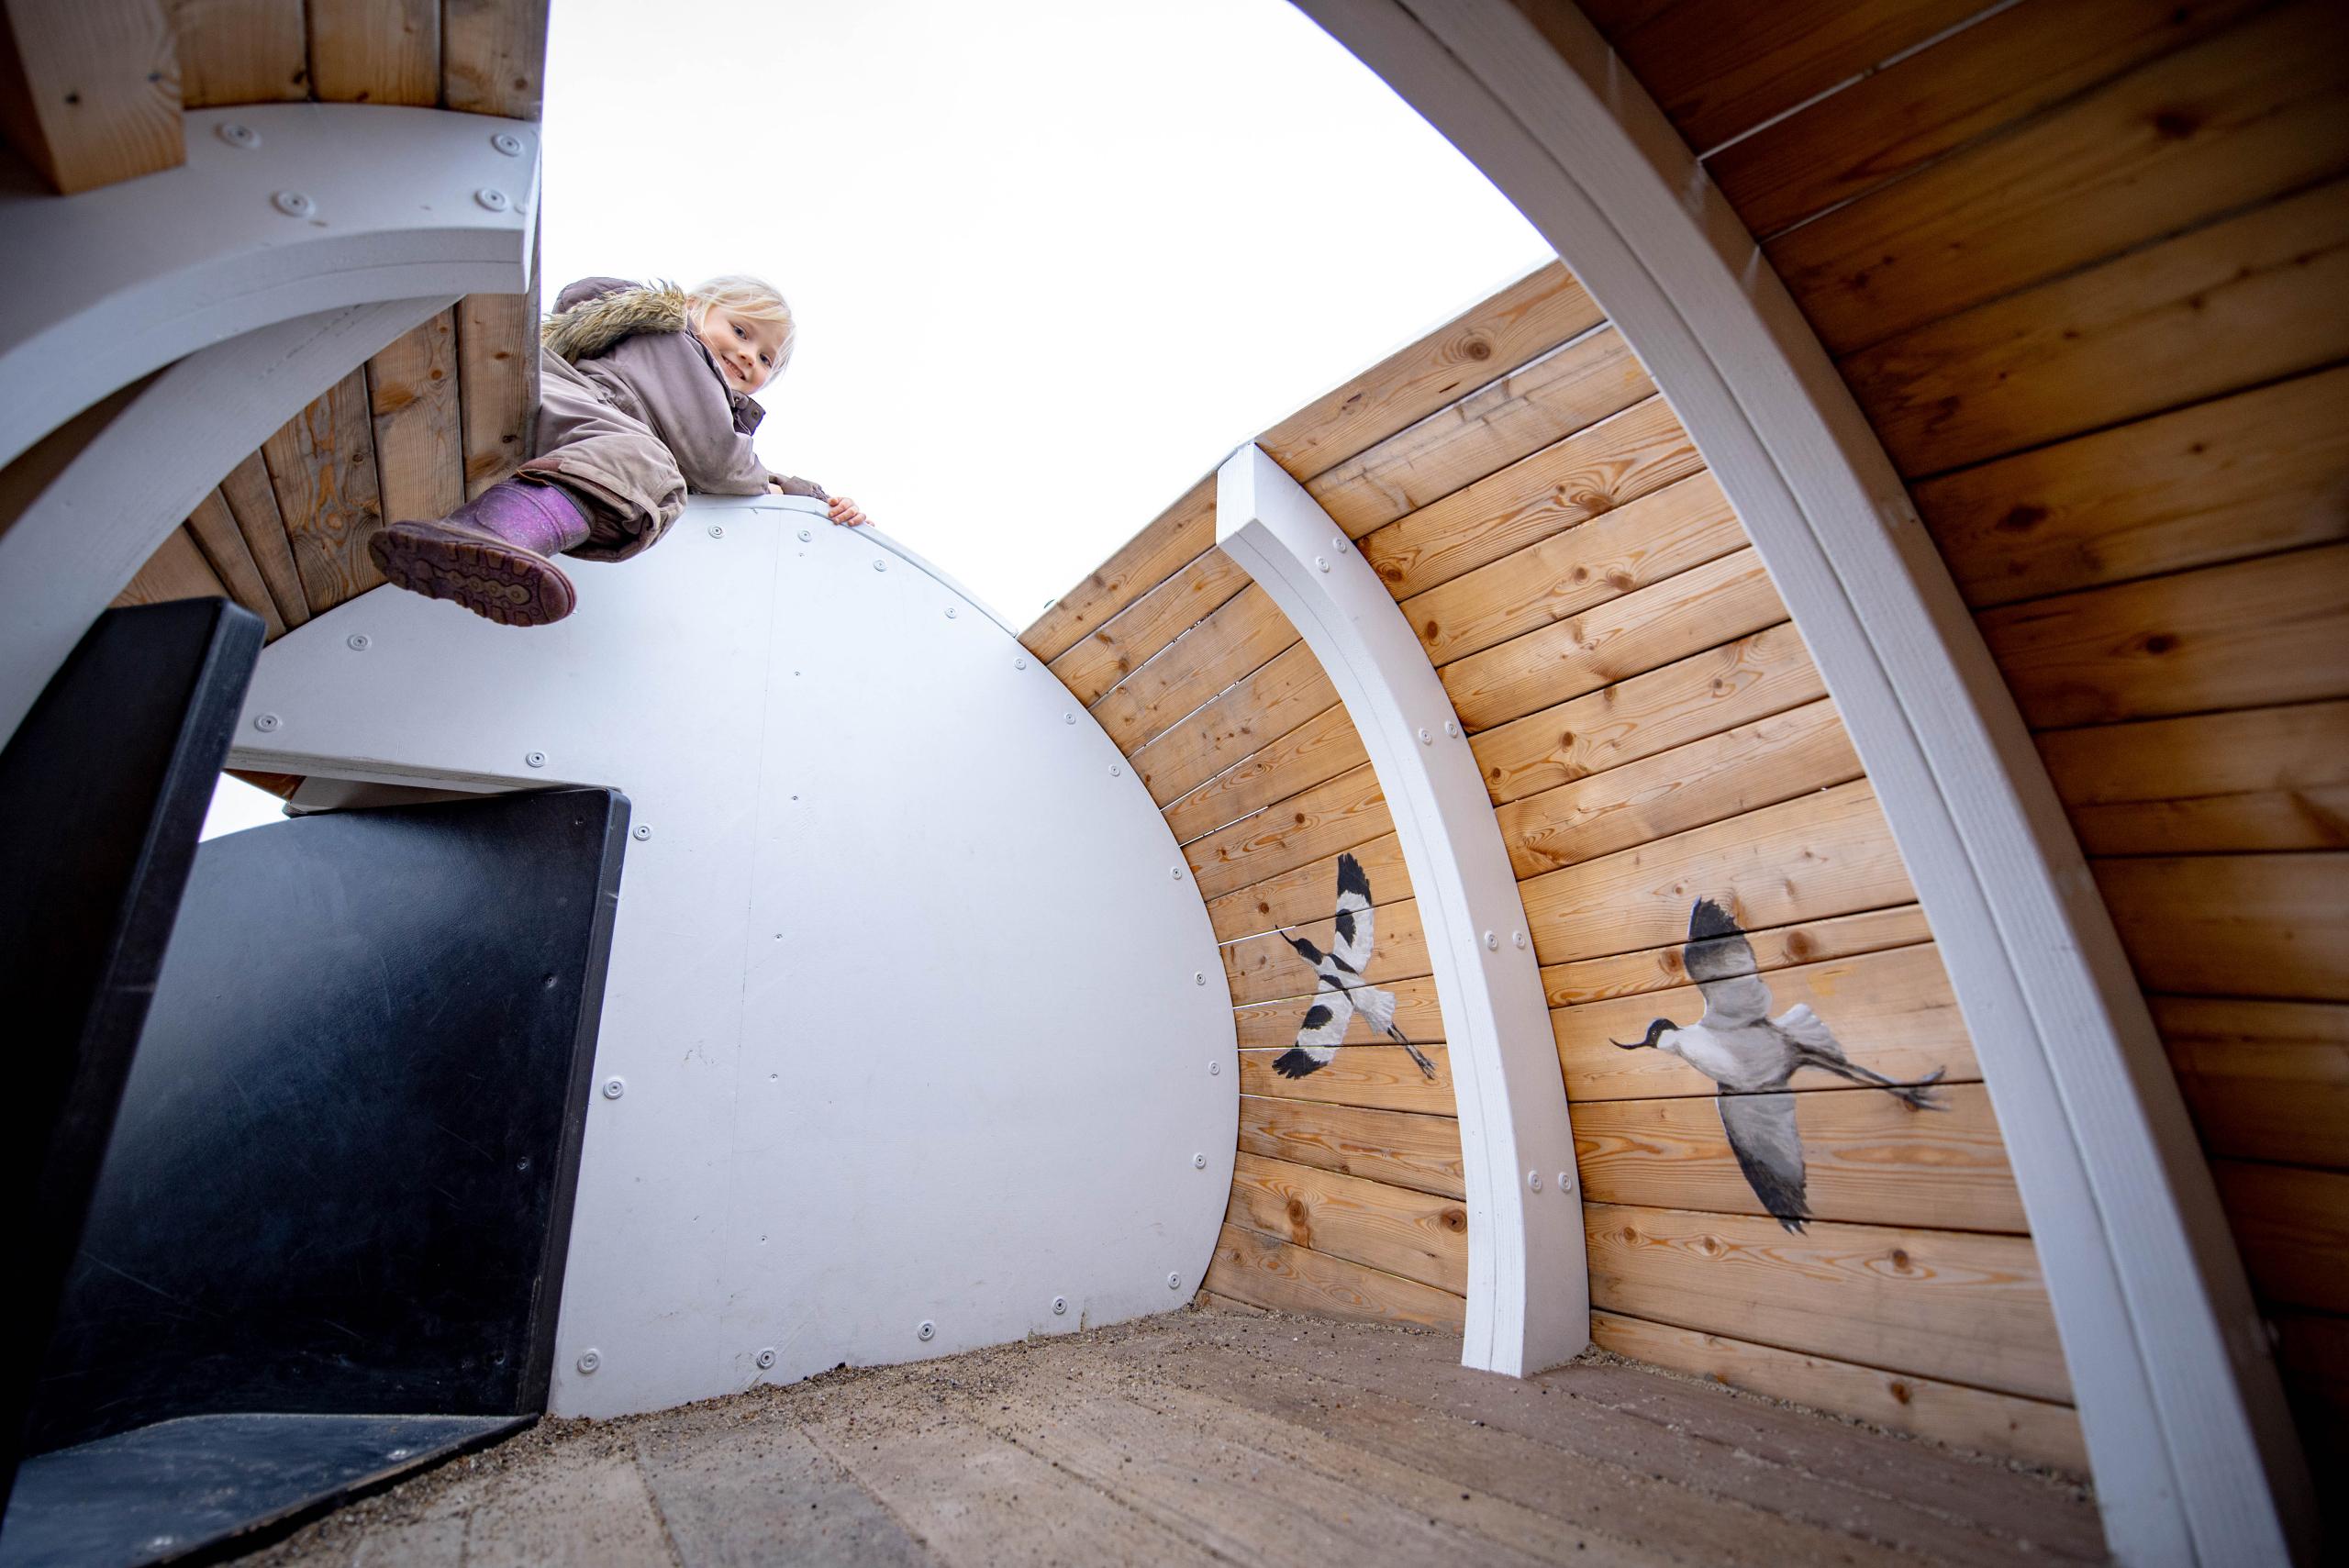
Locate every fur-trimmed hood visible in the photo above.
<box><xmin>541</xmin><ymin>280</ymin><xmax>691</xmax><ymax>363</ymax></box>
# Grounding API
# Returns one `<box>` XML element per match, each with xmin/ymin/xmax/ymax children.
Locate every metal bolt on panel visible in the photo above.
<box><xmin>755</xmin><ymin>1347</ymin><xmax>777</xmax><ymax>1369</ymax></box>
<box><xmin>271</xmin><ymin>190</ymin><xmax>313</xmax><ymax>217</ymax></box>
<box><xmin>917</xmin><ymin>1320</ymin><xmax>935</xmax><ymax>1341</ymax></box>
<box><xmin>346</xmin><ymin>633</ymin><xmax>370</xmax><ymax>651</ymax></box>
<box><xmin>490</xmin><ymin>131</ymin><xmax>524</xmax><ymax>156</ymax></box>
<box><xmin>252</xmin><ymin>712</ymin><xmax>281</xmax><ymax>732</ymax></box>
<box><xmin>525</xmin><ymin>751</ymin><xmax>547</xmax><ymax>768</ymax></box>
<box><xmin>576</xmin><ymin>1350</ymin><xmax>601</xmax><ymax>1373</ymax></box>
<box><xmin>473</xmin><ymin>187</ymin><xmax>509</xmax><ymax>212</ymax></box>
<box><xmin>601</xmin><ymin>1076</ymin><xmax>626</xmax><ymax>1100</ymax></box>
<box><xmin>631</xmin><ymin>825</ymin><xmax>651</xmax><ymax>842</ymax></box>
<box><xmin>218</xmin><ymin>122</ymin><xmax>259</xmax><ymax>149</ymax></box>
<box><xmin>707</xmin><ymin>524</ymin><xmax>724</xmax><ymax>539</ymax></box>
<box><xmin>1052</xmin><ymin>1296</ymin><xmax>1068</xmax><ymax>1316</ymax></box>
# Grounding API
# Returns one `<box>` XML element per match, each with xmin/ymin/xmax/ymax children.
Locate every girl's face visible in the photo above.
<box><xmin>696</xmin><ymin>305</ymin><xmax>791</xmax><ymax>394</ymax></box>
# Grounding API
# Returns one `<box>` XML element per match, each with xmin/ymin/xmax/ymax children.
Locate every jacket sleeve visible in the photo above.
<box><xmin>603</xmin><ymin>332</ymin><xmax>771</xmax><ymax>495</ymax></box>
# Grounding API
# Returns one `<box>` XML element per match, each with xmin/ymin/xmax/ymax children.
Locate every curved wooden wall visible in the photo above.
<box><xmin>1558</xmin><ymin>0</ymin><xmax>2346</xmax><ymax>1485</ymax></box>
<box><xmin>106</xmin><ymin>0</ymin><xmax>546</xmax><ymax>636</ymax></box>
<box><xmin>1025</xmin><ymin>262</ymin><xmax>2082</xmax><ymax>1469</ymax></box>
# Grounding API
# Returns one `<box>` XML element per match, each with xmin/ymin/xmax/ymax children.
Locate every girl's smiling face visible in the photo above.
<box><xmin>695</xmin><ymin>305</ymin><xmax>791</xmax><ymax>394</ymax></box>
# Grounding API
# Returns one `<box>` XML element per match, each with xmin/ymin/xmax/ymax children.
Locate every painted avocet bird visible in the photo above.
<box><xmin>1611</xmin><ymin>897</ymin><xmax>1945</xmax><ymax>1231</ymax></box>
<box><xmin>1273</xmin><ymin>851</ymin><xmax>1439</xmax><ymax>1083</ymax></box>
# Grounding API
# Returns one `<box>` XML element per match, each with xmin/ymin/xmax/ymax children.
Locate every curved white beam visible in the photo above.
<box><xmin>0</xmin><ymin>298</ymin><xmax>453</xmax><ymax>753</ymax></box>
<box><xmin>1295</xmin><ymin>3</ymin><xmax>2309</xmax><ymax>1562</ymax></box>
<box><xmin>0</xmin><ymin>103</ymin><xmax>538</xmax><ymax>472</ymax></box>
<box><xmin>1219</xmin><ymin>444</ymin><xmax>1586</xmax><ymax>1377</ymax></box>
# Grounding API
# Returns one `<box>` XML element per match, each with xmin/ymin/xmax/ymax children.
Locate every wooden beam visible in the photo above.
<box><xmin>2039</xmin><ymin>701</ymin><xmax>2349</xmax><ymax>857</ymax></box>
<box><xmin>1235</xmin><ymin>1095</ymin><xmax>1463</xmax><ymax>1199</ymax></box>
<box><xmin>183</xmin><ymin>488</ymin><xmax>286</xmax><ymax>638</ymax></box>
<box><xmin>1132</xmin><ymin>639</ymin><xmax>1333</xmax><ymax>809</ymax></box>
<box><xmin>456</xmin><ymin>269</ymin><xmax>540</xmax><ymax>498</ymax></box>
<box><xmin>2095</xmin><ymin>853</ymin><xmax>2349</xmax><ymax>1002</ymax></box>
<box><xmin>261</xmin><ymin>367</ymin><xmax>386</xmax><ymax>614</ymax></box>
<box><xmin>0</xmin><ymin>0</ymin><xmax>181</xmax><ymax>195</ymax></box>
<box><xmin>166</xmin><ymin>0</ymin><xmax>304</xmax><ymax>106</ymax></box>
<box><xmin>440</xmin><ymin>0</ymin><xmax>548</xmax><ymax>117</ymax></box>
<box><xmin>1186</xmin><ymin>761</ymin><xmax>1389</xmax><ymax>901</ymax></box>
<box><xmin>1049</xmin><ymin>545</ymin><xmax>1251</xmax><ymax>708</ymax></box>
<box><xmin>217</xmin><ymin>449</ymin><xmax>308</xmax><ymax>629</ymax></box>
<box><xmin>305</xmin><ymin>0</ymin><xmax>435</xmax><ymax>105</ymax></box>
<box><xmin>1162</xmin><ymin>698</ymin><xmax>1364</xmax><ymax>847</ymax></box>
<box><xmin>2211</xmin><ymin>1162</ymin><xmax>2349</xmax><ymax>1315</ymax></box>
<box><xmin>111</xmin><ymin>523</ymin><xmax>223</xmax><ymax>605</ymax></box>
<box><xmin>2157</xmin><ymin>998</ymin><xmax>2349</xmax><ymax>1169</ymax></box>
<box><xmin>1224</xmin><ymin>1151</ymin><xmax>1468</xmax><ymax>1295</ymax></box>
<box><xmin>1088</xmin><ymin>584</ymin><xmax>1294</xmax><ymax>755</ymax></box>
<box><xmin>1203</xmin><ymin>1221</ymin><xmax>1464</xmax><ymax>1331</ymax></box>
<box><xmin>1206</xmin><ymin>829</ymin><xmax>1412</xmax><ymax>943</ymax></box>
<box><xmin>364</xmin><ymin>306</ymin><xmax>462</xmax><ymax>527</ymax></box>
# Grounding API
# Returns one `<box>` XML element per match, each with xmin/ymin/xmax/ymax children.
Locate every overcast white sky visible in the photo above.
<box><xmin>206</xmin><ymin>0</ymin><xmax>1551</xmax><ymax>840</ymax></box>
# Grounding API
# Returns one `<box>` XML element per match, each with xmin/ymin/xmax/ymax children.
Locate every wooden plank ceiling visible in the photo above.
<box><xmin>86</xmin><ymin>0</ymin><xmax>547</xmax><ymax>642</ymax></box>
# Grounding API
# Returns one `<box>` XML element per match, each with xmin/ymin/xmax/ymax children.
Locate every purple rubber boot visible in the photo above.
<box><xmin>369</xmin><ymin>478</ymin><xmax>594</xmax><ymax>627</ymax></box>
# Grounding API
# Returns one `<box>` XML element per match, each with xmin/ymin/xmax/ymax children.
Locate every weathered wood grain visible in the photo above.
<box><xmin>1204</xmin><ymin>1222</ymin><xmax>1464</xmax><ymax>1331</ymax></box>
<box><xmin>1843</xmin><ymin>176</ymin><xmax>2349</xmax><ymax>478</ymax></box>
<box><xmin>2040</xmin><ymin>701</ymin><xmax>2349</xmax><ymax>855</ymax></box>
<box><xmin>2156</xmin><ymin>997</ymin><xmax>2349</xmax><ymax>1169</ymax></box>
<box><xmin>305</xmin><ymin>0</ymin><xmax>435</xmax><ymax>104</ymax></box>
<box><xmin>1915</xmin><ymin>363</ymin><xmax>2349</xmax><ymax>609</ymax></box>
<box><xmin>1307</xmin><ymin>327</ymin><xmax>1652</xmax><ymax>538</ymax></box>
<box><xmin>1238</xmin><ymin>1045</ymin><xmax>1458</xmax><ymax>1117</ymax></box>
<box><xmin>1186</xmin><ymin>762</ymin><xmax>1389</xmax><ymax>902</ymax></box>
<box><xmin>1553</xmin><ymin>942</ymin><xmax>1974</xmax><ymax>1102</ymax></box>
<box><xmin>183</xmin><ymin>489</ymin><xmax>286</xmax><ymax>638</ymax></box>
<box><xmin>440</xmin><ymin>0</ymin><xmax>547</xmax><ymax>117</ymax></box>
<box><xmin>1235</xmin><ymin>975</ymin><xmax>1444</xmax><ymax>1052</ymax></box>
<box><xmin>1444</xmin><ymin>550</ymin><xmax>1789</xmax><ymax>734</ymax></box>
<box><xmin>1224</xmin><ymin>895</ymin><xmax>1428</xmax><ymax>1006</ymax></box>
<box><xmin>456</xmin><ymin>280</ymin><xmax>540</xmax><ymax>498</ymax></box>
<box><xmin>1225</xmin><ymin>1151</ymin><xmax>1469</xmax><ymax>1295</ymax></box>
<box><xmin>2096</xmin><ymin>852</ymin><xmax>2348</xmax><ymax>1001</ymax></box>
<box><xmin>1542</xmin><ymin>904</ymin><xmax>1933</xmax><ymax>1007</ymax></box>
<box><xmin>1496</xmin><ymin>697</ymin><xmax>1862</xmax><ymax>877</ymax></box>
<box><xmin>1362</xmin><ymin>395</ymin><xmax>1705</xmax><ymax>600</ymax></box>
<box><xmin>168</xmin><ymin>0</ymin><xmax>306</xmax><ymax>105</ymax></box>
<box><xmin>1521</xmin><ymin>780</ymin><xmax>1916</xmax><ymax>965</ymax></box>
<box><xmin>1773</xmin><ymin>3</ymin><xmax>2349</xmax><ymax>356</ymax></box>
<box><xmin>1708</xmin><ymin>0</ymin><xmax>2268</xmax><ymax>239</ymax></box>
<box><xmin>364</xmin><ymin>307</ymin><xmax>462</xmax><ymax>528</ymax></box>
<box><xmin>1584</xmin><ymin>1202</ymin><xmax>2072</xmax><ymax>1402</ymax></box>
<box><xmin>1978</xmin><ymin>545</ymin><xmax>2349</xmax><ymax>728</ymax></box>
<box><xmin>2210</xmin><ymin>1161</ymin><xmax>2349</xmax><ymax>1313</ymax></box>
<box><xmin>1091</xmin><ymin>585</ymin><xmax>1297</xmax><ymax>755</ymax></box>
<box><xmin>261</xmin><ymin>368</ymin><xmax>386</xmax><ymax>613</ymax></box>
<box><xmin>1472</xmin><ymin>620</ymin><xmax>1825</xmax><ymax>806</ymax></box>
<box><xmin>1022</xmin><ymin>474</ymin><xmax>1213</xmax><ymax>662</ymax></box>
<box><xmin>1407</xmin><ymin>472</ymin><xmax>1743</xmax><ymax>668</ymax></box>
<box><xmin>0</xmin><ymin>0</ymin><xmax>181</xmax><ymax>194</ymax></box>
<box><xmin>1575</xmin><ymin>1084</ymin><xmax>2025</xmax><ymax>1232</ymax></box>
<box><xmin>1237</xmin><ymin>1096</ymin><xmax>1464</xmax><ymax>1200</ymax></box>
<box><xmin>217</xmin><ymin>450</ymin><xmax>308</xmax><ymax>630</ymax></box>
<box><xmin>1588</xmin><ymin>1312</ymin><xmax>2087</xmax><ymax>1473</ymax></box>
<box><xmin>1163</xmin><ymin>699</ymin><xmax>1365</xmax><ymax>846</ymax></box>
<box><xmin>1133</xmin><ymin>639</ymin><xmax>1334</xmax><ymax>809</ymax></box>
<box><xmin>113</xmin><ymin>526</ymin><xmax>225</xmax><ymax>606</ymax></box>
<box><xmin>1208</xmin><ymin>830</ymin><xmax>1412</xmax><ymax>943</ymax></box>
<box><xmin>1051</xmin><ymin>545</ymin><xmax>1252</xmax><ymax>707</ymax></box>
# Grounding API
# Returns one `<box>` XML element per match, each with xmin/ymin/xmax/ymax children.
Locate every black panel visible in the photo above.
<box><xmin>0</xmin><ymin>601</ymin><xmax>262</xmax><ymax>1511</ymax></box>
<box><xmin>26</xmin><ymin>787</ymin><xmax>629</xmax><ymax>1454</ymax></box>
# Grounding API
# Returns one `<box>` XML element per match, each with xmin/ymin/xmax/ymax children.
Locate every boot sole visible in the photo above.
<box><xmin>369</xmin><ymin>523</ymin><xmax>577</xmax><ymax>628</ymax></box>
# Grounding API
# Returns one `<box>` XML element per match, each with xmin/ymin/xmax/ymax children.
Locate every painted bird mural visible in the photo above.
<box><xmin>1611</xmin><ymin>898</ymin><xmax>1946</xmax><ymax>1231</ymax></box>
<box><xmin>1272</xmin><ymin>852</ymin><xmax>1439</xmax><ymax>1083</ymax></box>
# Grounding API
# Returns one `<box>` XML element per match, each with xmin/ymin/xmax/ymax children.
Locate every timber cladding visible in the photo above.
<box><xmin>1025</xmin><ymin>259</ymin><xmax>2082</xmax><ymax>1470</ymax></box>
<box><xmin>1544</xmin><ymin>0</ymin><xmax>2348</xmax><ymax>1493</ymax></box>
<box><xmin>106</xmin><ymin>1</ymin><xmax>547</xmax><ymax>639</ymax></box>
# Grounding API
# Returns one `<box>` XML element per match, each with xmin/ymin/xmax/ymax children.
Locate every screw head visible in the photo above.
<box><xmin>1052</xmin><ymin>1296</ymin><xmax>1068</xmax><ymax>1316</ymax></box>
<box><xmin>1014</xmin><ymin>656</ymin><xmax>1028</xmax><ymax>670</ymax></box>
<box><xmin>873</xmin><ymin>558</ymin><xmax>887</xmax><ymax>572</ymax></box>
<box><xmin>1063</xmin><ymin>712</ymin><xmax>1077</xmax><ymax>725</ymax></box>
<box><xmin>708</xmin><ymin>523</ymin><xmax>725</xmax><ymax>539</ymax></box>
<box><xmin>1418</xmin><ymin>727</ymin><xmax>1433</xmax><ymax>745</ymax></box>
<box><xmin>1167</xmin><ymin>1273</ymin><xmax>1183</xmax><ymax>1291</ymax></box>
<box><xmin>917</xmin><ymin>1320</ymin><xmax>935</xmax><ymax>1341</ymax></box>
<box><xmin>796</xmin><ymin>528</ymin><xmax>812</xmax><ymax>541</ymax></box>
<box><xmin>1527</xmin><ymin>1170</ymin><xmax>1542</xmax><ymax>1192</ymax></box>
<box><xmin>576</xmin><ymin>1349</ymin><xmax>601</xmax><ymax>1374</ymax></box>
<box><xmin>1192</xmin><ymin>1152</ymin><xmax>1207</xmax><ymax>1169</ymax></box>
<box><xmin>945</xmin><ymin>606</ymin><xmax>958</xmax><ymax>618</ymax></box>
<box><xmin>1208</xmin><ymin>1061</ymin><xmax>1221</xmax><ymax>1075</ymax></box>
<box><xmin>1514</xmin><ymin>930</ymin><xmax>1527</xmax><ymax>949</ymax></box>
<box><xmin>474</xmin><ymin>186</ymin><xmax>510</xmax><ymax>212</ymax></box>
<box><xmin>272</xmin><ymin>189</ymin><xmax>313</xmax><ymax>217</ymax></box>
<box><xmin>1444</xmin><ymin>718</ymin><xmax>1461</xmax><ymax>738</ymax></box>
<box><xmin>1557</xmin><ymin>1170</ymin><xmax>1575</xmax><ymax>1193</ymax></box>
<box><xmin>631</xmin><ymin>824</ymin><xmax>651</xmax><ymax>842</ymax></box>
<box><xmin>1194</xmin><ymin>971</ymin><xmax>1206</xmax><ymax>985</ymax></box>
<box><xmin>490</xmin><ymin>130</ymin><xmax>525</xmax><ymax>156</ymax></box>
<box><xmin>1314</xmin><ymin>555</ymin><xmax>1331</xmax><ymax>573</ymax></box>
<box><xmin>601</xmin><ymin>1076</ymin><xmax>626</xmax><ymax>1100</ymax></box>
<box><xmin>1170</xmin><ymin>866</ymin><xmax>1184</xmax><ymax>881</ymax></box>
<box><xmin>218</xmin><ymin>121</ymin><xmax>259</xmax><ymax>149</ymax></box>
<box><xmin>252</xmin><ymin>712</ymin><xmax>281</xmax><ymax>732</ymax></box>
<box><xmin>755</xmin><ymin>1347</ymin><xmax>777</xmax><ymax>1370</ymax></box>
<box><xmin>1485</xmin><ymin>930</ymin><xmax>1498</xmax><ymax>951</ymax></box>
<box><xmin>525</xmin><ymin>751</ymin><xmax>547</xmax><ymax>769</ymax></box>
<box><xmin>1108</xmin><ymin>762</ymin><xmax>1121</xmax><ymax>776</ymax></box>
<box><xmin>1330</xmin><ymin>536</ymin><xmax>1348</xmax><ymax>553</ymax></box>
<box><xmin>346</xmin><ymin>632</ymin><xmax>371</xmax><ymax>651</ymax></box>
<box><xmin>516</xmin><ymin>1156</ymin><xmax>531</xmax><ymax>1172</ymax></box>
<box><xmin>386</xmin><ymin>1447</ymin><xmax>412</xmax><ymax>1461</ymax></box>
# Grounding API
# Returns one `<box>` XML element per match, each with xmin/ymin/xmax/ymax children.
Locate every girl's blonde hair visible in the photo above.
<box><xmin>687</xmin><ymin>273</ymin><xmax>796</xmax><ymax>368</ymax></box>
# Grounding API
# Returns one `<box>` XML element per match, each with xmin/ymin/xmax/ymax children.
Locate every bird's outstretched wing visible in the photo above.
<box><xmin>1330</xmin><ymin>851</ymin><xmax>1376</xmax><ymax>973</ymax></box>
<box><xmin>1687</xmin><ymin>897</ymin><xmax>1771</xmax><ymax>1029</ymax></box>
<box><xmin>1719</xmin><ymin>1090</ymin><xmax>1809</xmax><ymax>1232</ymax></box>
<box><xmin>1273</xmin><ymin>987</ymin><xmax>1357</xmax><ymax>1078</ymax></box>
<box><xmin>1773</xmin><ymin>1002</ymin><xmax>1845</xmax><ymax>1061</ymax></box>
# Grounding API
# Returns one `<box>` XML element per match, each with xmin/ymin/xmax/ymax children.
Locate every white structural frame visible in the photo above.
<box><xmin>0</xmin><ymin>103</ymin><xmax>540</xmax><ymax>473</ymax></box>
<box><xmin>1292</xmin><ymin>3</ymin><xmax>2310</xmax><ymax>1562</ymax></box>
<box><xmin>0</xmin><ymin>298</ymin><xmax>454</xmax><ymax>754</ymax></box>
<box><xmin>1218</xmin><ymin>446</ymin><xmax>1586</xmax><ymax>1377</ymax></box>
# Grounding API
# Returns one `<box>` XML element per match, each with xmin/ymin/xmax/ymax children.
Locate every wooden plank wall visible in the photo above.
<box><xmin>113</xmin><ymin>0</ymin><xmax>546</xmax><ymax>638</ymax></box>
<box><xmin>1024</xmin><ymin>261</ymin><xmax>2082</xmax><ymax>1469</ymax></box>
<box><xmin>1548</xmin><ymin>0</ymin><xmax>2348</xmax><ymax>1487</ymax></box>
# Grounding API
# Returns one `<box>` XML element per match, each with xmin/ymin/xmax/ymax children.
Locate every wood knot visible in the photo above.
<box><xmin>1423</xmin><ymin>619</ymin><xmax>1442</xmax><ymax>639</ymax></box>
<box><xmin>1286</xmin><ymin>1198</ymin><xmax>1308</xmax><ymax>1223</ymax></box>
<box><xmin>1888</xmin><ymin>1380</ymin><xmax>1913</xmax><ymax>1405</ymax></box>
<box><xmin>2142</xmin><ymin>633</ymin><xmax>2177</xmax><ymax>655</ymax></box>
<box><xmin>1464</xmin><ymin>338</ymin><xmax>1494</xmax><ymax>361</ymax></box>
<box><xmin>1889</xmin><ymin>1248</ymin><xmax>1912</xmax><ymax>1272</ymax></box>
<box><xmin>1785</xmin><ymin>932</ymin><xmax>1811</xmax><ymax>959</ymax></box>
<box><xmin>2152</xmin><ymin>107</ymin><xmax>2200</xmax><ymax>139</ymax></box>
<box><xmin>1994</xmin><ymin>504</ymin><xmax>2047</xmax><ymax>534</ymax></box>
<box><xmin>1441</xmin><ymin>1208</ymin><xmax>1467</xmax><ymax>1232</ymax></box>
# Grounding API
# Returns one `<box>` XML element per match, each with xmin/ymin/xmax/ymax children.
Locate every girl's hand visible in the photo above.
<box><xmin>827</xmin><ymin>495</ymin><xmax>871</xmax><ymax>528</ymax></box>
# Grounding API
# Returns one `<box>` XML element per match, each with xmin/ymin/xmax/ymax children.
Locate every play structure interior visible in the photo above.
<box><xmin>4</xmin><ymin>2</ymin><xmax>2342</xmax><ymax>1564</ymax></box>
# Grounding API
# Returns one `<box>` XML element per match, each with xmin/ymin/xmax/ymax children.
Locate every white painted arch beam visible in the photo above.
<box><xmin>1219</xmin><ymin>444</ymin><xmax>1588</xmax><ymax>1378</ymax></box>
<box><xmin>1289</xmin><ymin>2</ymin><xmax>2311</xmax><ymax>1562</ymax></box>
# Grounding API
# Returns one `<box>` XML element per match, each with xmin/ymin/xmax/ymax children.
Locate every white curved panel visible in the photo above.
<box><xmin>1218</xmin><ymin>445</ymin><xmax>1586</xmax><ymax>1376</ymax></box>
<box><xmin>1294</xmin><ymin>3</ymin><xmax>2308</xmax><ymax>1561</ymax></box>
<box><xmin>0</xmin><ymin>104</ymin><xmax>537</xmax><ymax>472</ymax></box>
<box><xmin>228</xmin><ymin>495</ymin><xmax>1238</xmax><ymax>1417</ymax></box>
<box><xmin>0</xmin><ymin>297</ymin><xmax>453</xmax><ymax>755</ymax></box>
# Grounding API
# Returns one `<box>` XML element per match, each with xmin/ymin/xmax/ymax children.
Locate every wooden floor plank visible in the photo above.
<box><xmin>184</xmin><ymin>489</ymin><xmax>288</xmax><ymax>638</ymax></box>
<box><xmin>262</xmin><ymin>368</ymin><xmax>388</xmax><ymax>614</ymax></box>
<box><xmin>634</xmin><ymin>1419</ymin><xmax>931</xmax><ymax>1567</ymax></box>
<box><xmin>218</xmin><ymin>450</ymin><xmax>311</xmax><ymax>631</ymax></box>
